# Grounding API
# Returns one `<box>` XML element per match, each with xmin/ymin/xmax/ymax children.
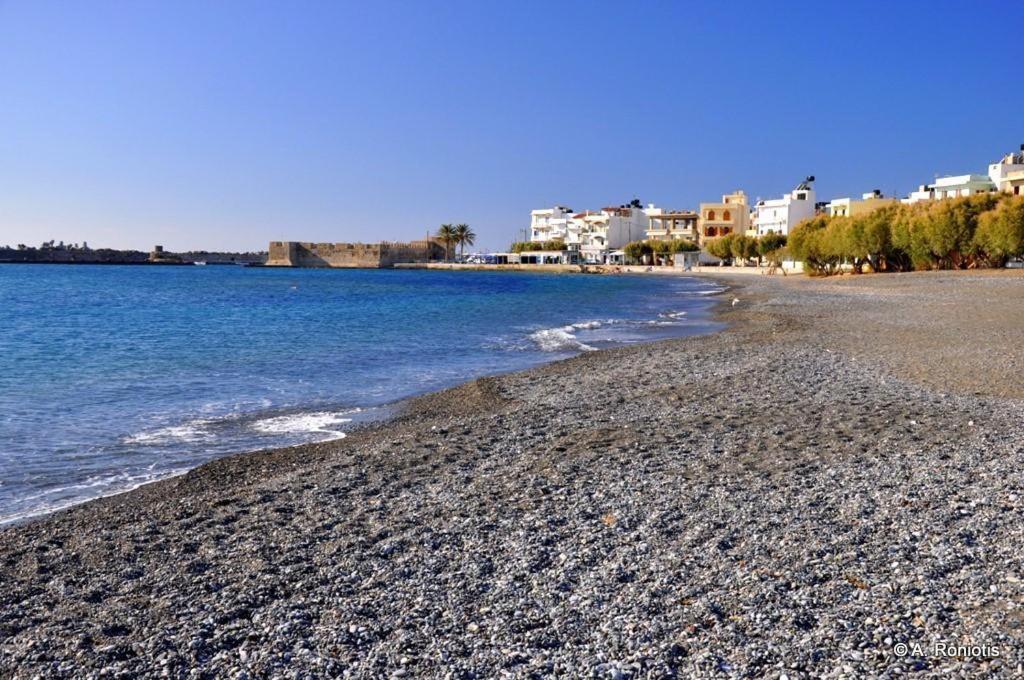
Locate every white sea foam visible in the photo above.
<box><xmin>250</xmin><ymin>411</ymin><xmax>354</xmax><ymax>440</ymax></box>
<box><xmin>123</xmin><ymin>421</ymin><xmax>211</xmax><ymax>445</ymax></box>
<box><xmin>529</xmin><ymin>326</ymin><xmax>597</xmax><ymax>352</ymax></box>
<box><xmin>0</xmin><ymin>467</ymin><xmax>192</xmax><ymax>525</ymax></box>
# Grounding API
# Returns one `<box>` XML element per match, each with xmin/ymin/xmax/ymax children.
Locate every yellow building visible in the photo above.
<box><xmin>826</xmin><ymin>190</ymin><xmax>898</xmax><ymax>218</ymax></box>
<box><xmin>645</xmin><ymin>210</ymin><xmax>699</xmax><ymax>242</ymax></box>
<box><xmin>698</xmin><ymin>190</ymin><xmax>750</xmax><ymax>243</ymax></box>
<box><xmin>998</xmin><ymin>170</ymin><xmax>1024</xmax><ymax>196</ymax></box>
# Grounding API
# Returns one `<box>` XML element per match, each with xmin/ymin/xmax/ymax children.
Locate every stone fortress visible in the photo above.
<box><xmin>266</xmin><ymin>240</ymin><xmax>447</xmax><ymax>268</ymax></box>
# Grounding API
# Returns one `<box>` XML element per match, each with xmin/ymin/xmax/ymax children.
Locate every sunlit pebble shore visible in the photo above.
<box><xmin>2</xmin><ymin>272</ymin><xmax>1024</xmax><ymax>677</ymax></box>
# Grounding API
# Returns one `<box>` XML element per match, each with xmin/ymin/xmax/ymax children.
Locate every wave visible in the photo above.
<box><xmin>527</xmin><ymin>308</ymin><xmax>702</xmax><ymax>352</ymax></box>
<box><xmin>123</xmin><ymin>406</ymin><xmax>361</xmax><ymax>447</ymax></box>
<box><xmin>0</xmin><ymin>466</ymin><xmax>192</xmax><ymax>525</ymax></box>
<box><xmin>250</xmin><ymin>410</ymin><xmax>354</xmax><ymax>440</ymax></box>
<box><xmin>123</xmin><ymin>421</ymin><xmax>212</xmax><ymax>445</ymax></box>
<box><xmin>529</xmin><ymin>326</ymin><xmax>597</xmax><ymax>353</ymax></box>
<box><xmin>7</xmin><ymin>406</ymin><xmax>364</xmax><ymax>524</ymax></box>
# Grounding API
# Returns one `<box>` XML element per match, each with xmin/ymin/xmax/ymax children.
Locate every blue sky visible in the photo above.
<box><xmin>1</xmin><ymin>1</ymin><xmax>1021</xmax><ymax>252</ymax></box>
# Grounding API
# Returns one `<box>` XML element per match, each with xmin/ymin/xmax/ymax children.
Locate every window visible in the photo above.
<box><xmin>723</xmin><ymin>210</ymin><xmax>731</xmax><ymax>221</ymax></box>
<box><xmin>1015</xmin><ymin>186</ymin><xmax>1020</xmax><ymax>195</ymax></box>
<box><xmin>707</xmin><ymin>210</ymin><xmax>716</xmax><ymax>221</ymax></box>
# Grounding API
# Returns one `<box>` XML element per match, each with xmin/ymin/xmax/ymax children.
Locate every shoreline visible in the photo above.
<box><xmin>0</xmin><ymin>273</ymin><xmax>729</xmax><ymax>527</ymax></box>
<box><xmin>3</xmin><ymin>270</ymin><xmax>1024</xmax><ymax>676</ymax></box>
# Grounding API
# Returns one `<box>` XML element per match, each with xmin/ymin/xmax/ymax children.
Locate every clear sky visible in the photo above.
<box><xmin>1</xmin><ymin>1</ymin><xmax>1022</xmax><ymax>252</ymax></box>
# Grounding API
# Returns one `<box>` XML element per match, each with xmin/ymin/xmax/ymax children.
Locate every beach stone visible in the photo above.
<box><xmin>2</xmin><ymin>271</ymin><xmax>1024</xmax><ymax>677</ymax></box>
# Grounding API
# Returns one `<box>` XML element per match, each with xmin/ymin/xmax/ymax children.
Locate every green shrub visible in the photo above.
<box><xmin>704</xmin><ymin>235</ymin><xmax>733</xmax><ymax>261</ymax></box>
<box><xmin>668</xmin><ymin>239</ymin><xmax>700</xmax><ymax>253</ymax></box>
<box><xmin>788</xmin><ymin>215</ymin><xmax>837</xmax><ymax>275</ymax></box>
<box><xmin>624</xmin><ymin>240</ymin><xmax>653</xmax><ymax>264</ymax></box>
<box><xmin>757</xmin><ymin>232</ymin><xmax>786</xmax><ymax>257</ymax></box>
<box><xmin>974</xmin><ymin>195</ymin><xmax>1024</xmax><ymax>265</ymax></box>
<box><xmin>511</xmin><ymin>239</ymin><xmax>566</xmax><ymax>253</ymax></box>
<box><xmin>649</xmin><ymin>239</ymin><xmax>671</xmax><ymax>257</ymax></box>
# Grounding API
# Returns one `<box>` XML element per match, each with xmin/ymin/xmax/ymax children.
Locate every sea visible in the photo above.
<box><xmin>0</xmin><ymin>265</ymin><xmax>724</xmax><ymax>523</ymax></box>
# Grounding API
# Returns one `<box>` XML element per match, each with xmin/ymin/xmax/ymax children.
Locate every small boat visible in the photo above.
<box><xmin>193</xmin><ymin>261</ymin><xmax>207</xmax><ymax>266</ymax></box>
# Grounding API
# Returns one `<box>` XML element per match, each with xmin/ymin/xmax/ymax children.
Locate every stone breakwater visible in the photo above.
<box><xmin>2</xmin><ymin>271</ymin><xmax>1024</xmax><ymax>677</ymax></box>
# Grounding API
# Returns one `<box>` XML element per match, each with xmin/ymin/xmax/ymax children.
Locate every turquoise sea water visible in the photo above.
<box><xmin>0</xmin><ymin>265</ymin><xmax>723</xmax><ymax>522</ymax></box>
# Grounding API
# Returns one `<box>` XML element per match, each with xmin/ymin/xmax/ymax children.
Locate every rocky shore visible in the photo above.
<box><xmin>3</xmin><ymin>271</ymin><xmax>1024</xmax><ymax>678</ymax></box>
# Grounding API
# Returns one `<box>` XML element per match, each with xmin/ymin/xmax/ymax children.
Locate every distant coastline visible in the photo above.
<box><xmin>0</xmin><ymin>244</ymin><xmax>266</xmax><ymax>266</ymax></box>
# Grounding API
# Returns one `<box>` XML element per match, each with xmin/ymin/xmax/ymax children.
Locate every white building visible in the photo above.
<box><xmin>529</xmin><ymin>206</ymin><xmax>577</xmax><ymax>243</ymax></box>
<box><xmin>575</xmin><ymin>206</ymin><xmax>649</xmax><ymax>263</ymax></box>
<box><xmin>989</xmin><ymin>145</ymin><xmax>1024</xmax><ymax>195</ymax></box>
<box><xmin>903</xmin><ymin>174</ymin><xmax>996</xmax><ymax>204</ymax></box>
<box><xmin>528</xmin><ymin>203</ymin><xmax>650</xmax><ymax>263</ymax></box>
<box><xmin>754</xmin><ymin>177</ymin><xmax>817</xmax><ymax>236</ymax></box>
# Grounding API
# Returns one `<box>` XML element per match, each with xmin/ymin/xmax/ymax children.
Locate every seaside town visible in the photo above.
<box><xmin>263</xmin><ymin>143</ymin><xmax>1024</xmax><ymax>272</ymax></box>
<box><xmin>7</xmin><ymin>3</ymin><xmax>1024</xmax><ymax>677</ymax></box>
<box><xmin>5</xmin><ymin>144</ymin><xmax>1022</xmax><ymax>273</ymax></box>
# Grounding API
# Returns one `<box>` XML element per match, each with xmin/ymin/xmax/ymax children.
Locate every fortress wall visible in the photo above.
<box><xmin>266</xmin><ymin>241</ymin><xmax>296</xmax><ymax>266</ymax></box>
<box><xmin>267</xmin><ymin>240</ymin><xmax>445</xmax><ymax>268</ymax></box>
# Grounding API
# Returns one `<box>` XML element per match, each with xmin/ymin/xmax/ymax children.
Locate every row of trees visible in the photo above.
<box><xmin>435</xmin><ymin>224</ymin><xmax>476</xmax><ymax>262</ymax></box>
<box><xmin>703</xmin><ymin>232</ymin><xmax>787</xmax><ymax>265</ymax></box>
<box><xmin>623</xmin><ymin>238</ymin><xmax>699</xmax><ymax>265</ymax></box>
<box><xmin>787</xmin><ymin>194</ymin><xmax>1024</xmax><ymax>275</ymax></box>
<box><xmin>510</xmin><ymin>239</ymin><xmax>567</xmax><ymax>253</ymax></box>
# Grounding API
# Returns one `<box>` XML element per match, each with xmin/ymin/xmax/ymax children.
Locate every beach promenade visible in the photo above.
<box><xmin>2</xmin><ymin>271</ymin><xmax>1024</xmax><ymax>677</ymax></box>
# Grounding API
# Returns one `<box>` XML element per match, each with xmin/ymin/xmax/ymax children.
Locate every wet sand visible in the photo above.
<box><xmin>3</xmin><ymin>270</ymin><xmax>1024</xmax><ymax>677</ymax></box>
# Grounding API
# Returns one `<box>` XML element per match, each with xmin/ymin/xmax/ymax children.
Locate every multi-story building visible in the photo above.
<box><xmin>528</xmin><ymin>203</ymin><xmax>650</xmax><ymax>263</ymax></box>
<box><xmin>575</xmin><ymin>206</ymin><xmax>649</xmax><ymax>263</ymax></box>
<box><xmin>698</xmin><ymin>190</ymin><xmax>751</xmax><ymax>242</ymax></box>
<box><xmin>989</xmin><ymin>145</ymin><xmax>1024</xmax><ymax>196</ymax></box>
<box><xmin>646</xmin><ymin>208</ymin><xmax>699</xmax><ymax>242</ymax></box>
<box><xmin>903</xmin><ymin>175</ymin><xmax>995</xmax><ymax>204</ymax></box>
<box><xmin>826</xmin><ymin>190</ymin><xmax>899</xmax><ymax>218</ymax></box>
<box><xmin>754</xmin><ymin>178</ymin><xmax>816</xmax><ymax>236</ymax></box>
<box><xmin>529</xmin><ymin>206</ymin><xmax>576</xmax><ymax>243</ymax></box>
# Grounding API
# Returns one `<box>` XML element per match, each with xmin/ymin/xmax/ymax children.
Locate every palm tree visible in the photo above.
<box><xmin>454</xmin><ymin>224</ymin><xmax>476</xmax><ymax>262</ymax></box>
<box><xmin>436</xmin><ymin>224</ymin><xmax>456</xmax><ymax>262</ymax></box>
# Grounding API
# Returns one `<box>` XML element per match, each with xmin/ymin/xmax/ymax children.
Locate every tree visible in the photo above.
<box><xmin>729</xmin><ymin>234</ymin><xmax>759</xmax><ymax>264</ymax></box>
<box><xmin>788</xmin><ymin>215</ymin><xmax>839</xmax><ymax>275</ymax></box>
<box><xmin>757</xmin><ymin>232</ymin><xmax>786</xmax><ymax>265</ymax></box>
<box><xmin>668</xmin><ymin>239</ymin><xmax>699</xmax><ymax>253</ymax></box>
<box><xmin>848</xmin><ymin>206</ymin><xmax>899</xmax><ymax>272</ymax></box>
<box><xmin>436</xmin><ymin>224</ymin><xmax>456</xmax><ymax>262</ymax></box>
<box><xmin>454</xmin><ymin>224</ymin><xmax>476</xmax><ymax>261</ymax></box>
<box><xmin>623</xmin><ymin>240</ymin><xmax>653</xmax><ymax>264</ymax></box>
<box><xmin>703</xmin><ymin>235</ymin><xmax>731</xmax><ymax>262</ymax></box>
<box><xmin>888</xmin><ymin>194</ymin><xmax>999</xmax><ymax>270</ymax></box>
<box><xmin>974</xmin><ymin>195</ymin><xmax>1024</xmax><ymax>266</ymax></box>
<box><xmin>649</xmin><ymin>239</ymin><xmax>671</xmax><ymax>265</ymax></box>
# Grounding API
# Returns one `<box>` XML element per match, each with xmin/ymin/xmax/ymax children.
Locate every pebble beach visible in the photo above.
<box><xmin>3</xmin><ymin>270</ymin><xmax>1024</xmax><ymax>678</ymax></box>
